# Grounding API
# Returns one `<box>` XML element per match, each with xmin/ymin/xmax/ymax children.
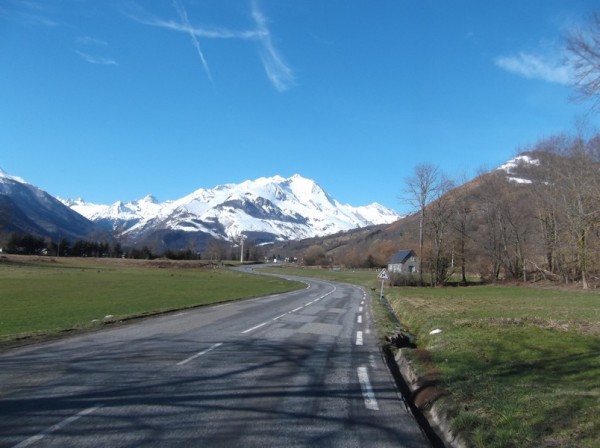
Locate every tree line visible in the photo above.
<box><xmin>0</xmin><ymin>232</ymin><xmax>283</xmax><ymax>263</ymax></box>
<box><xmin>402</xmin><ymin>132</ymin><xmax>600</xmax><ymax>289</ymax></box>
<box><xmin>2</xmin><ymin>234</ymin><xmax>126</xmax><ymax>258</ymax></box>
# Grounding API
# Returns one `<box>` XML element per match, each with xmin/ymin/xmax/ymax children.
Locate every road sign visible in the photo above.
<box><xmin>377</xmin><ymin>269</ymin><xmax>389</xmax><ymax>280</ymax></box>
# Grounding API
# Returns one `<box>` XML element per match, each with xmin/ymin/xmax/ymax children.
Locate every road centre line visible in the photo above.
<box><xmin>241</xmin><ymin>284</ymin><xmax>337</xmax><ymax>334</ymax></box>
<box><xmin>177</xmin><ymin>342</ymin><xmax>223</xmax><ymax>365</ymax></box>
<box><xmin>357</xmin><ymin>367</ymin><xmax>379</xmax><ymax>410</ymax></box>
<box><xmin>241</xmin><ymin>321</ymin><xmax>269</xmax><ymax>334</ymax></box>
<box><xmin>13</xmin><ymin>404</ymin><xmax>104</xmax><ymax>448</ymax></box>
<box><xmin>356</xmin><ymin>331</ymin><xmax>363</xmax><ymax>346</ymax></box>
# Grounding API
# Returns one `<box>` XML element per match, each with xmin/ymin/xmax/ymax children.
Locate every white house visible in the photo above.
<box><xmin>388</xmin><ymin>249</ymin><xmax>418</xmax><ymax>273</ymax></box>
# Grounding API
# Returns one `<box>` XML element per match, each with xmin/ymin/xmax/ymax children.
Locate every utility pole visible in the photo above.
<box><xmin>240</xmin><ymin>235</ymin><xmax>246</xmax><ymax>263</ymax></box>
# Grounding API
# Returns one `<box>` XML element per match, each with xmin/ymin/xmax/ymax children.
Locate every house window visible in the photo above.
<box><xmin>409</xmin><ymin>266</ymin><xmax>415</xmax><ymax>273</ymax></box>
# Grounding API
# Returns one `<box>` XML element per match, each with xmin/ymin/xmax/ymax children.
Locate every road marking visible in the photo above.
<box><xmin>358</xmin><ymin>306</ymin><xmax>363</xmax><ymax>312</ymax></box>
<box><xmin>356</xmin><ymin>330</ymin><xmax>363</xmax><ymax>346</ymax></box>
<box><xmin>357</xmin><ymin>315</ymin><xmax>362</xmax><ymax>324</ymax></box>
<box><xmin>177</xmin><ymin>342</ymin><xmax>223</xmax><ymax>365</ymax></box>
<box><xmin>369</xmin><ymin>354</ymin><xmax>377</xmax><ymax>368</ymax></box>
<box><xmin>241</xmin><ymin>321</ymin><xmax>270</xmax><ymax>334</ymax></box>
<box><xmin>241</xmin><ymin>284</ymin><xmax>337</xmax><ymax>334</ymax></box>
<box><xmin>13</xmin><ymin>404</ymin><xmax>104</xmax><ymax>448</ymax></box>
<box><xmin>357</xmin><ymin>367</ymin><xmax>379</xmax><ymax>410</ymax></box>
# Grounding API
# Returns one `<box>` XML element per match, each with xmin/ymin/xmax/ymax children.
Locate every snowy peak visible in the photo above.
<box><xmin>65</xmin><ymin>174</ymin><xmax>401</xmax><ymax>244</ymax></box>
<box><xmin>497</xmin><ymin>154</ymin><xmax>540</xmax><ymax>184</ymax></box>
<box><xmin>0</xmin><ymin>168</ymin><xmax>28</xmax><ymax>185</ymax></box>
<box><xmin>0</xmin><ymin>168</ymin><xmax>98</xmax><ymax>241</ymax></box>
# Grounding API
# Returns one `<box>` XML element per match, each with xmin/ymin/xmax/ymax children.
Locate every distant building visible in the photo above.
<box><xmin>388</xmin><ymin>250</ymin><xmax>418</xmax><ymax>274</ymax></box>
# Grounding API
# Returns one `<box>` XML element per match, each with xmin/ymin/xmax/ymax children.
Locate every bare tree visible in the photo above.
<box><xmin>403</xmin><ymin>163</ymin><xmax>441</xmax><ymax>284</ymax></box>
<box><xmin>524</xmin><ymin>134</ymin><xmax>600</xmax><ymax>288</ymax></box>
<box><xmin>425</xmin><ymin>174</ymin><xmax>456</xmax><ymax>286</ymax></box>
<box><xmin>205</xmin><ymin>239</ymin><xmax>226</xmax><ymax>262</ymax></box>
<box><xmin>303</xmin><ymin>245</ymin><xmax>328</xmax><ymax>266</ymax></box>
<box><xmin>567</xmin><ymin>12</ymin><xmax>600</xmax><ymax>111</ymax></box>
<box><xmin>555</xmin><ymin>140</ymin><xmax>599</xmax><ymax>289</ymax></box>
<box><xmin>450</xmin><ymin>175</ymin><xmax>476</xmax><ymax>284</ymax></box>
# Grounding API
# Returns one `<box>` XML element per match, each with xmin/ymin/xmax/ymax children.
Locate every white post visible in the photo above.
<box><xmin>240</xmin><ymin>236</ymin><xmax>244</xmax><ymax>263</ymax></box>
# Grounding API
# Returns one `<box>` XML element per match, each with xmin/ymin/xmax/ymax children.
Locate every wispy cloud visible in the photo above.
<box><xmin>251</xmin><ymin>0</ymin><xmax>294</xmax><ymax>92</ymax></box>
<box><xmin>75</xmin><ymin>35</ymin><xmax>117</xmax><ymax>66</ymax></box>
<box><xmin>125</xmin><ymin>0</ymin><xmax>294</xmax><ymax>91</ymax></box>
<box><xmin>494</xmin><ymin>51</ymin><xmax>573</xmax><ymax>85</ymax></box>
<box><xmin>75</xmin><ymin>50</ymin><xmax>118</xmax><ymax>66</ymax></box>
<box><xmin>0</xmin><ymin>0</ymin><xmax>58</xmax><ymax>27</ymax></box>
<box><xmin>171</xmin><ymin>0</ymin><xmax>213</xmax><ymax>86</ymax></box>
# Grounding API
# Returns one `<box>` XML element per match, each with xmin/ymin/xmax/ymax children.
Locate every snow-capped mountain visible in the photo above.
<box><xmin>63</xmin><ymin>174</ymin><xmax>401</xmax><ymax>247</ymax></box>
<box><xmin>0</xmin><ymin>169</ymin><xmax>99</xmax><ymax>241</ymax></box>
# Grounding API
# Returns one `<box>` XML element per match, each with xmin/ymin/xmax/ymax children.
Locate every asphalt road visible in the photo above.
<box><xmin>0</xmin><ymin>269</ymin><xmax>430</xmax><ymax>447</ymax></box>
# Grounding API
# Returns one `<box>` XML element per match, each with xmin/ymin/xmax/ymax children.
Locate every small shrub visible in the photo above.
<box><xmin>390</xmin><ymin>272</ymin><xmax>421</xmax><ymax>286</ymax></box>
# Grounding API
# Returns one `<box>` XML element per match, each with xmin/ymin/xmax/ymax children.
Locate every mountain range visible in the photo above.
<box><xmin>0</xmin><ymin>169</ymin><xmax>98</xmax><ymax>242</ymax></box>
<box><xmin>0</xmin><ymin>170</ymin><xmax>400</xmax><ymax>252</ymax></box>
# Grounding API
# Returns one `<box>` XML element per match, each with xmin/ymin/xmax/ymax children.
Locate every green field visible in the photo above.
<box><xmin>262</xmin><ymin>266</ymin><xmax>600</xmax><ymax>448</ymax></box>
<box><xmin>0</xmin><ymin>256</ymin><xmax>302</xmax><ymax>344</ymax></box>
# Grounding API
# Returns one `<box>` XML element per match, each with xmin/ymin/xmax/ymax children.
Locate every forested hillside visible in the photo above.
<box><xmin>290</xmin><ymin>133</ymin><xmax>600</xmax><ymax>289</ymax></box>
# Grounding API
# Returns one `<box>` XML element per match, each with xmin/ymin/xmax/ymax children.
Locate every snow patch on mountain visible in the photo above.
<box><xmin>497</xmin><ymin>155</ymin><xmax>540</xmax><ymax>184</ymax></box>
<box><xmin>63</xmin><ymin>174</ymin><xmax>401</xmax><ymax>242</ymax></box>
<box><xmin>0</xmin><ymin>168</ymin><xmax>28</xmax><ymax>185</ymax></box>
<box><xmin>0</xmin><ymin>168</ymin><xmax>99</xmax><ymax>241</ymax></box>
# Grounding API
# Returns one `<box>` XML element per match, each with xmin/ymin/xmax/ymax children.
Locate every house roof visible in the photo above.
<box><xmin>389</xmin><ymin>249</ymin><xmax>416</xmax><ymax>264</ymax></box>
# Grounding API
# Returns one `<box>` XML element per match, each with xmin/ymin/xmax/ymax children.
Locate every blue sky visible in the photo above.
<box><xmin>1</xmin><ymin>0</ymin><xmax>598</xmax><ymax>214</ymax></box>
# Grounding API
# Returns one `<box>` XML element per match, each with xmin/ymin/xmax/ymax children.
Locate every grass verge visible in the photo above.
<box><xmin>0</xmin><ymin>256</ymin><xmax>303</xmax><ymax>345</ymax></box>
<box><xmin>388</xmin><ymin>285</ymin><xmax>599</xmax><ymax>448</ymax></box>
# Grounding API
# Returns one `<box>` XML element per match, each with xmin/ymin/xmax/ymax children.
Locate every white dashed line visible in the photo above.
<box><xmin>357</xmin><ymin>315</ymin><xmax>362</xmax><ymax>324</ymax></box>
<box><xmin>358</xmin><ymin>306</ymin><xmax>363</xmax><ymax>312</ymax></box>
<box><xmin>13</xmin><ymin>404</ymin><xmax>104</xmax><ymax>448</ymax></box>
<box><xmin>241</xmin><ymin>284</ymin><xmax>337</xmax><ymax>334</ymax></box>
<box><xmin>177</xmin><ymin>343</ymin><xmax>223</xmax><ymax>365</ymax></box>
<box><xmin>356</xmin><ymin>331</ymin><xmax>363</xmax><ymax>346</ymax></box>
<box><xmin>241</xmin><ymin>322</ymin><xmax>269</xmax><ymax>334</ymax></box>
<box><xmin>357</xmin><ymin>367</ymin><xmax>379</xmax><ymax>410</ymax></box>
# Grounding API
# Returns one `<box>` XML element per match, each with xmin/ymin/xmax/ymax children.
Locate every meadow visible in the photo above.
<box><xmin>0</xmin><ymin>255</ymin><xmax>302</xmax><ymax>344</ymax></box>
<box><xmin>263</xmin><ymin>266</ymin><xmax>600</xmax><ymax>448</ymax></box>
